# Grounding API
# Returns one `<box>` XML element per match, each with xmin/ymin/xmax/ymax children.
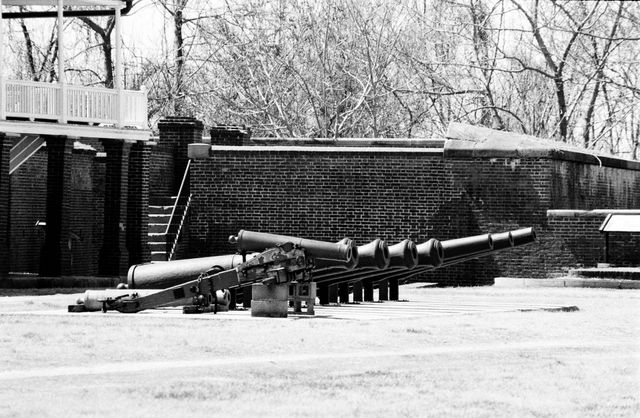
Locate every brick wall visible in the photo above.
<box><xmin>187</xmin><ymin>123</ymin><xmax>640</xmax><ymax>283</ymax></box>
<box><xmin>422</xmin><ymin>157</ymin><xmax>552</xmax><ymax>283</ymax></box>
<box><xmin>0</xmin><ymin>134</ymin><xmax>11</xmax><ymax>276</ymax></box>
<box><xmin>8</xmin><ymin>138</ymin><xmax>149</xmax><ymax>276</ymax></box>
<box><xmin>127</xmin><ymin>141</ymin><xmax>151</xmax><ymax>266</ymax></box>
<box><xmin>9</xmin><ymin>146</ymin><xmax>107</xmax><ymax>275</ymax></box>
<box><xmin>545</xmin><ymin>211</ymin><xmax>640</xmax><ymax>273</ymax></box>
<box><xmin>551</xmin><ymin>160</ymin><xmax>640</xmax><ymax>208</ymax></box>
<box><xmin>40</xmin><ymin>136</ymin><xmax>74</xmax><ymax>276</ymax></box>
<box><xmin>153</xmin><ymin>117</ymin><xmax>203</xmax><ymax>199</ymax></box>
<box><xmin>98</xmin><ymin>141</ymin><xmax>130</xmax><ymax>276</ymax></box>
<box><xmin>189</xmin><ymin>148</ymin><xmax>555</xmax><ymax>284</ymax></box>
<box><xmin>10</xmin><ymin>149</ymin><xmax>48</xmax><ymax>273</ymax></box>
<box><xmin>150</xmin><ymin>151</ymin><xmax>174</xmax><ymax>199</ymax></box>
<box><xmin>68</xmin><ymin>149</ymin><xmax>101</xmax><ymax>275</ymax></box>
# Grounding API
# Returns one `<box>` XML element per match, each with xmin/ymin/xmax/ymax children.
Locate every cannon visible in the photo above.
<box><xmin>229</xmin><ymin>230</ymin><xmax>357</xmax><ymax>263</ymax></box>
<box><xmin>417</xmin><ymin>238</ymin><xmax>444</xmax><ymax>268</ymax></box>
<box><xmin>70</xmin><ymin>241</ymin><xmax>315</xmax><ymax>313</ymax></box>
<box><xmin>313</xmin><ymin>228</ymin><xmax>535</xmax><ymax>303</ymax></box>
<box><xmin>127</xmin><ymin>254</ymin><xmax>253</xmax><ymax>289</ymax></box>
<box><xmin>314</xmin><ymin>239</ymin><xmax>390</xmax><ymax>270</ymax></box>
<box><xmin>71</xmin><ymin>289</ymin><xmax>231</xmax><ymax>312</ymax></box>
<box><xmin>69</xmin><ymin>227</ymin><xmax>537</xmax><ymax>315</ymax></box>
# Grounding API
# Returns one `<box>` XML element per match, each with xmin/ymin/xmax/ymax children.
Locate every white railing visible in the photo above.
<box><xmin>1</xmin><ymin>79</ymin><xmax>148</xmax><ymax>128</ymax></box>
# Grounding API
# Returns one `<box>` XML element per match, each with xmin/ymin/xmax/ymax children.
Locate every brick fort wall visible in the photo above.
<box><xmin>187</xmin><ymin>123</ymin><xmax>640</xmax><ymax>283</ymax></box>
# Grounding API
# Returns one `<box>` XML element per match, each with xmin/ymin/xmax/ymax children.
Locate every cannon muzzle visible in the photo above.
<box><xmin>127</xmin><ymin>254</ymin><xmax>249</xmax><ymax>289</ymax></box>
<box><xmin>388</xmin><ymin>239</ymin><xmax>419</xmax><ymax>269</ymax></box>
<box><xmin>230</xmin><ymin>230</ymin><xmax>356</xmax><ymax>263</ymax></box>
<box><xmin>313</xmin><ymin>239</ymin><xmax>388</xmax><ymax>270</ymax></box>
<box><xmin>416</xmin><ymin>238</ymin><xmax>443</xmax><ymax>268</ymax></box>
<box><xmin>356</xmin><ymin>238</ymin><xmax>391</xmax><ymax>269</ymax></box>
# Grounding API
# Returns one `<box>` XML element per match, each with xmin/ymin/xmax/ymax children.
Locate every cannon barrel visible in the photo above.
<box><xmin>511</xmin><ymin>227</ymin><xmax>536</xmax><ymax>246</ymax></box>
<box><xmin>441</xmin><ymin>233</ymin><xmax>493</xmax><ymax>263</ymax></box>
<box><xmin>441</xmin><ymin>229</ymin><xmax>535</xmax><ymax>267</ymax></box>
<box><xmin>314</xmin><ymin>238</ymin><xmax>440</xmax><ymax>284</ymax></box>
<box><xmin>416</xmin><ymin>238</ymin><xmax>444</xmax><ymax>268</ymax></box>
<box><xmin>388</xmin><ymin>239</ymin><xmax>419</xmax><ymax>269</ymax></box>
<box><xmin>315</xmin><ymin>238</ymin><xmax>389</xmax><ymax>270</ymax></box>
<box><xmin>490</xmin><ymin>231</ymin><xmax>514</xmax><ymax>251</ymax></box>
<box><xmin>128</xmin><ymin>254</ymin><xmax>252</xmax><ymax>289</ymax></box>
<box><xmin>75</xmin><ymin>289</ymin><xmax>230</xmax><ymax>312</ymax></box>
<box><xmin>317</xmin><ymin>228</ymin><xmax>535</xmax><ymax>289</ymax></box>
<box><xmin>230</xmin><ymin>230</ymin><xmax>356</xmax><ymax>263</ymax></box>
<box><xmin>440</xmin><ymin>232</ymin><xmax>512</xmax><ymax>267</ymax></box>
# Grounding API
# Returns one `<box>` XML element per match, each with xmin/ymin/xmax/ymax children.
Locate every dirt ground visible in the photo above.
<box><xmin>0</xmin><ymin>284</ymin><xmax>638</xmax><ymax>417</ymax></box>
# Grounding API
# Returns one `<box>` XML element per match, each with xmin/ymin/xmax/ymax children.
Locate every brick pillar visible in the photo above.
<box><xmin>99</xmin><ymin>140</ymin><xmax>129</xmax><ymax>276</ymax></box>
<box><xmin>0</xmin><ymin>133</ymin><xmax>10</xmax><ymax>277</ymax></box>
<box><xmin>127</xmin><ymin>140</ymin><xmax>151</xmax><ymax>266</ymax></box>
<box><xmin>210</xmin><ymin>125</ymin><xmax>251</xmax><ymax>146</ymax></box>
<box><xmin>156</xmin><ymin>117</ymin><xmax>203</xmax><ymax>197</ymax></box>
<box><xmin>40</xmin><ymin>136</ymin><xmax>73</xmax><ymax>276</ymax></box>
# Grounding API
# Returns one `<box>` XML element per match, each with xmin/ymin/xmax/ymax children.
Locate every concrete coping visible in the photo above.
<box><xmin>494</xmin><ymin>277</ymin><xmax>640</xmax><ymax>289</ymax></box>
<box><xmin>547</xmin><ymin>209</ymin><xmax>640</xmax><ymax>217</ymax></box>
<box><xmin>445</xmin><ymin>122</ymin><xmax>640</xmax><ymax>170</ymax></box>
<box><xmin>188</xmin><ymin>122</ymin><xmax>640</xmax><ymax>169</ymax></box>
<box><xmin>248</xmin><ymin>137</ymin><xmax>446</xmax><ymax>148</ymax></box>
<box><xmin>188</xmin><ymin>143</ymin><xmax>444</xmax><ymax>158</ymax></box>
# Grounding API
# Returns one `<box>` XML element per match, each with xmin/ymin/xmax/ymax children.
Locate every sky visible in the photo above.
<box><xmin>121</xmin><ymin>0</ymin><xmax>168</xmax><ymax>57</ymax></box>
<box><xmin>121</xmin><ymin>0</ymin><xmax>225</xmax><ymax>58</ymax></box>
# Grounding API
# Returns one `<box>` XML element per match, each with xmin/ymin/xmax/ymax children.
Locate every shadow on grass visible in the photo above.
<box><xmin>0</xmin><ymin>288</ymin><xmax>86</xmax><ymax>296</ymax></box>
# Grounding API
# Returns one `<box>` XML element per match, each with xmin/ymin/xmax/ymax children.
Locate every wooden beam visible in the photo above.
<box><xmin>0</xmin><ymin>120</ymin><xmax>150</xmax><ymax>142</ymax></box>
<box><xmin>3</xmin><ymin>0</ymin><xmax>124</xmax><ymax>7</ymax></box>
<box><xmin>115</xmin><ymin>6</ymin><xmax>122</xmax><ymax>127</ymax></box>
<box><xmin>57</xmin><ymin>0</ymin><xmax>66</xmax><ymax>123</ymax></box>
<box><xmin>0</xmin><ymin>0</ymin><xmax>5</xmax><ymax>121</ymax></box>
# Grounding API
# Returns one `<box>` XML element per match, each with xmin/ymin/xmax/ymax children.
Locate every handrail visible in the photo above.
<box><xmin>165</xmin><ymin>159</ymin><xmax>191</xmax><ymax>235</ymax></box>
<box><xmin>168</xmin><ymin>193</ymin><xmax>192</xmax><ymax>261</ymax></box>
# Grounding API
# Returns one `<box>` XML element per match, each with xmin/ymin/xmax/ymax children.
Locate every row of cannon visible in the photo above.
<box><xmin>125</xmin><ymin>228</ymin><xmax>536</xmax><ymax>304</ymax></box>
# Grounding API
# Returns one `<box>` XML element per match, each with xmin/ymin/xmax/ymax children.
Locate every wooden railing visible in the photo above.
<box><xmin>1</xmin><ymin>79</ymin><xmax>147</xmax><ymax>128</ymax></box>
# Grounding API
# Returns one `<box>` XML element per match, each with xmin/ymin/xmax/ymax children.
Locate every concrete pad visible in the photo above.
<box><xmin>494</xmin><ymin>277</ymin><xmax>640</xmax><ymax>289</ymax></box>
<box><xmin>250</xmin><ymin>300</ymin><xmax>288</xmax><ymax>318</ymax></box>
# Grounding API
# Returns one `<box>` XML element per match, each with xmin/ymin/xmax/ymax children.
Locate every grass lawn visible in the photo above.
<box><xmin>0</xmin><ymin>284</ymin><xmax>638</xmax><ymax>417</ymax></box>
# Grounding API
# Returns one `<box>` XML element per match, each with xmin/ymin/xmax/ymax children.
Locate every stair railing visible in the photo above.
<box><xmin>167</xmin><ymin>193</ymin><xmax>192</xmax><ymax>261</ymax></box>
<box><xmin>164</xmin><ymin>160</ymin><xmax>191</xmax><ymax>260</ymax></box>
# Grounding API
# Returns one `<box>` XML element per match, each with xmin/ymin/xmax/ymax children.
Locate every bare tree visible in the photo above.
<box><xmin>77</xmin><ymin>16</ymin><xmax>116</xmax><ymax>87</ymax></box>
<box><xmin>15</xmin><ymin>16</ymin><xmax>58</xmax><ymax>82</ymax></box>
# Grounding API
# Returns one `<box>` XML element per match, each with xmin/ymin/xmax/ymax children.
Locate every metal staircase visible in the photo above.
<box><xmin>148</xmin><ymin>160</ymin><xmax>192</xmax><ymax>262</ymax></box>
